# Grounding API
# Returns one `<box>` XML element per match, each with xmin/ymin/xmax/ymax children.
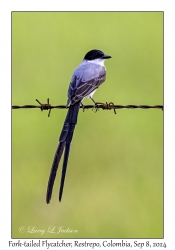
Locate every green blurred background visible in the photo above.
<box><xmin>12</xmin><ymin>12</ymin><xmax>163</xmax><ymax>238</ymax></box>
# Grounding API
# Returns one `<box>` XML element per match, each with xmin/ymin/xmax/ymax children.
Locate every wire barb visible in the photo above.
<box><xmin>98</xmin><ymin>102</ymin><xmax>117</xmax><ymax>114</ymax></box>
<box><xmin>36</xmin><ymin>98</ymin><xmax>52</xmax><ymax>117</ymax></box>
<box><xmin>12</xmin><ymin>98</ymin><xmax>163</xmax><ymax>117</ymax></box>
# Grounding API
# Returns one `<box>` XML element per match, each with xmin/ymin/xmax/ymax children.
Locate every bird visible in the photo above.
<box><xmin>46</xmin><ymin>49</ymin><xmax>111</xmax><ymax>203</ymax></box>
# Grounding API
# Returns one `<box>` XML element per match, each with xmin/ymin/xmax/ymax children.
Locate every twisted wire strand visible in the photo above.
<box><xmin>12</xmin><ymin>98</ymin><xmax>163</xmax><ymax>117</ymax></box>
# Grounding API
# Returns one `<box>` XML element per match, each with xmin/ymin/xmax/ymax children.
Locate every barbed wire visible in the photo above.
<box><xmin>12</xmin><ymin>98</ymin><xmax>163</xmax><ymax>117</ymax></box>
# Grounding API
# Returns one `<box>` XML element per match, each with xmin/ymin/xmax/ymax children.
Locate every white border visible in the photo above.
<box><xmin>0</xmin><ymin>0</ymin><xmax>174</xmax><ymax>249</ymax></box>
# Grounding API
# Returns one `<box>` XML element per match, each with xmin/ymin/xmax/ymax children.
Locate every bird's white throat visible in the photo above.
<box><xmin>87</xmin><ymin>58</ymin><xmax>105</xmax><ymax>66</ymax></box>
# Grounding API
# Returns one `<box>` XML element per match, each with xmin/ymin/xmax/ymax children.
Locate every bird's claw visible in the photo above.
<box><xmin>92</xmin><ymin>103</ymin><xmax>99</xmax><ymax>112</ymax></box>
<box><xmin>80</xmin><ymin>103</ymin><xmax>85</xmax><ymax>112</ymax></box>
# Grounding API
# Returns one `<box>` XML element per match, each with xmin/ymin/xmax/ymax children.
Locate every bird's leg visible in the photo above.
<box><xmin>66</xmin><ymin>100</ymin><xmax>70</xmax><ymax>109</ymax></box>
<box><xmin>80</xmin><ymin>102</ymin><xmax>85</xmax><ymax>112</ymax></box>
<box><xmin>90</xmin><ymin>97</ymin><xmax>99</xmax><ymax>112</ymax></box>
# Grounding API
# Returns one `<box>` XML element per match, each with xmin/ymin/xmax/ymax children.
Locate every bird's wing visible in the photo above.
<box><xmin>68</xmin><ymin>63</ymin><xmax>106</xmax><ymax>105</ymax></box>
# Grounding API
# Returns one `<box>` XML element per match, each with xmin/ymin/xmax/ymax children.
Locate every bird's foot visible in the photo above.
<box><xmin>80</xmin><ymin>102</ymin><xmax>85</xmax><ymax>112</ymax></box>
<box><xmin>90</xmin><ymin>97</ymin><xmax>99</xmax><ymax>112</ymax></box>
<box><xmin>92</xmin><ymin>102</ymin><xmax>99</xmax><ymax>112</ymax></box>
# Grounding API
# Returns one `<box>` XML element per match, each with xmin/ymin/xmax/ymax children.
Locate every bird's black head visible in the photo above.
<box><xmin>84</xmin><ymin>49</ymin><xmax>111</xmax><ymax>60</ymax></box>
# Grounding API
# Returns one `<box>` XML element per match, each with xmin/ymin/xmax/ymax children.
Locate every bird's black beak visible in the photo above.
<box><xmin>102</xmin><ymin>54</ymin><xmax>112</xmax><ymax>59</ymax></box>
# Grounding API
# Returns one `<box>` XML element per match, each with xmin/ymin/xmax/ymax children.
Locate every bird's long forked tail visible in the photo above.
<box><xmin>46</xmin><ymin>101</ymin><xmax>81</xmax><ymax>204</ymax></box>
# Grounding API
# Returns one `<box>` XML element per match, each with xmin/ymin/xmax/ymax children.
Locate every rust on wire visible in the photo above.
<box><xmin>12</xmin><ymin>98</ymin><xmax>164</xmax><ymax>117</ymax></box>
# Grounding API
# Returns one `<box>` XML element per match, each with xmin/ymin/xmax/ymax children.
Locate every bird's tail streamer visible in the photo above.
<box><xmin>46</xmin><ymin>101</ymin><xmax>81</xmax><ymax>203</ymax></box>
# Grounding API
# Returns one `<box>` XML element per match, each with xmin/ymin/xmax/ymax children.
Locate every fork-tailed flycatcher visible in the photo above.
<box><xmin>46</xmin><ymin>49</ymin><xmax>111</xmax><ymax>203</ymax></box>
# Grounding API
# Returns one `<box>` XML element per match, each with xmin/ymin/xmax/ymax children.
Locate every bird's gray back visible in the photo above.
<box><xmin>67</xmin><ymin>62</ymin><xmax>106</xmax><ymax>105</ymax></box>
